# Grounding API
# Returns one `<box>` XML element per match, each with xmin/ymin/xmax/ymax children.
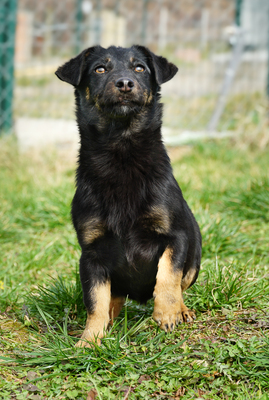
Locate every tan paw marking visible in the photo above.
<box><xmin>75</xmin><ymin>335</ymin><xmax>101</xmax><ymax>348</ymax></box>
<box><xmin>180</xmin><ymin>301</ymin><xmax>196</xmax><ymax>323</ymax></box>
<box><xmin>153</xmin><ymin>295</ymin><xmax>182</xmax><ymax>332</ymax></box>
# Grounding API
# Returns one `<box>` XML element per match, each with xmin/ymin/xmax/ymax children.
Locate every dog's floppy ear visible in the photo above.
<box><xmin>55</xmin><ymin>46</ymin><xmax>98</xmax><ymax>86</ymax></box>
<box><xmin>134</xmin><ymin>45</ymin><xmax>178</xmax><ymax>85</ymax></box>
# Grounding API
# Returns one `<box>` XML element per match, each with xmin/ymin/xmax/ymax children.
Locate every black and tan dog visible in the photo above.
<box><xmin>55</xmin><ymin>45</ymin><xmax>201</xmax><ymax>347</ymax></box>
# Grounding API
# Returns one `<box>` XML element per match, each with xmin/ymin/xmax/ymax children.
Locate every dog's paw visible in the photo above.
<box><xmin>75</xmin><ymin>328</ymin><xmax>104</xmax><ymax>348</ymax></box>
<box><xmin>153</xmin><ymin>311</ymin><xmax>180</xmax><ymax>332</ymax></box>
<box><xmin>153</xmin><ymin>298</ymin><xmax>182</xmax><ymax>332</ymax></box>
<box><xmin>75</xmin><ymin>338</ymin><xmax>101</xmax><ymax>348</ymax></box>
<box><xmin>75</xmin><ymin>331</ymin><xmax>102</xmax><ymax>348</ymax></box>
<box><xmin>181</xmin><ymin>306</ymin><xmax>196</xmax><ymax>323</ymax></box>
<box><xmin>153</xmin><ymin>298</ymin><xmax>195</xmax><ymax>332</ymax></box>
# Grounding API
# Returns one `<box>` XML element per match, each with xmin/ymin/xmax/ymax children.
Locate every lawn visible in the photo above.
<box><xmin>0</xmin><ymin>98</ymin><xmax>269</xmax><ymax>399</ymax></box>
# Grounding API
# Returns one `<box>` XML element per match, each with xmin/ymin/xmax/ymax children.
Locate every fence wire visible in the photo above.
<box><xmin>0</xmin><ymin>0</ymin><xmax>268</xmax><ymax>145</ymax></box>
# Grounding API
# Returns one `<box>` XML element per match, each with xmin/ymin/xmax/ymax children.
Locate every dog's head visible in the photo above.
<box><xmin>55</xmin><ymin>45</ymin><xmax>178</xmax><ymax>119</ymax></box>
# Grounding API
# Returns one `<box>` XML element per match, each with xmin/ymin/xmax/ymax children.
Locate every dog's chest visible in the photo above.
<box><xmin>93</xmin><ymin>139</ymin><xmax>153</xmax><ymax>178</ymax></box>
<box><xmin>77</xmin><ymin>134</ymin><xmax>172</xmax><ymax>237</ymax></box>
<box><xmin>90</xmin><ymin>142</ymin><xmax>155</xmax><ymax>204</ymax></box>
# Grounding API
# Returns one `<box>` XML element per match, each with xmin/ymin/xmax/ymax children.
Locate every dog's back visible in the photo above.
<box><xmin>56</xmin><ymin>46</ymin><xmax>201</xmax><ymax>347</ymax></box>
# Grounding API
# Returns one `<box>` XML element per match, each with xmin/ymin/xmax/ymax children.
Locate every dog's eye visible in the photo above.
<box><xmin>95</xmin><ymin>66</ymin><xmax>106</xmax><ymax>74</ymax></box>
<box><xmin>135</xmin><ymin>65</ymin><xmax>145</xmax><ymax>72</ymax></box>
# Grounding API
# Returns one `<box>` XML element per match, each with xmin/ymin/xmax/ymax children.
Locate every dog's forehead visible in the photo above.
<box><xmin>91</xmin><ymin>46</ymin><xmax>148</xmax><ymax>65</ymax></box>
<box><xmin>111</xmin><ymin>47</ymin><xmax>147</xmax><ymax>62</ymax></box>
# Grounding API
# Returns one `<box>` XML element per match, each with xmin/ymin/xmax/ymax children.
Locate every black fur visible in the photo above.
<box><xmin>56</xmin><ymin>45</ymin><xmax>201</xmax><ymax>316</ymax></box>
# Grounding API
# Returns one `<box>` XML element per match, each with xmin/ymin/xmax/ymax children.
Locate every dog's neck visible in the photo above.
<box><xmin>76</xmin><ymin>99</ymin><xmax>169</xmax><ymax>168</ymax></box>
<box><xmin>76</xmin><ymin>94</ymin><xmax>163</xmax><ymax>149</ymax></box>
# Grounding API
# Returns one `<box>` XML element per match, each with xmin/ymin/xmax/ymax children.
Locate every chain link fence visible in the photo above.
<box><xmin>0</xmin><ymin>0</ymin><xmax>17</xmax><ymax>132</ymax></box>
<box><xmin>1</xmin><ymin>0</ymin><xmax>269</xmax><ymax>148</ymax></box>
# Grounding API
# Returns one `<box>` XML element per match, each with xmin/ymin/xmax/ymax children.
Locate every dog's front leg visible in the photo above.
<box><xmin>152</xmin><ymin>246</ymin><xmax>195</xmax><ymax>332</ymax></box>
<box><xmin>76</xmin><ymin>253</ymin><xmax>111</xmax><ymax>348</ymax></box>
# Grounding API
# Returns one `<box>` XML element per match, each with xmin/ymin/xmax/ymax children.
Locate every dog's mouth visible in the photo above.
<box><xmin>117</xmin><ymin>98</ymin><xmax>139</xmax><ymax>108</ymax></box>
<box><xmin>118</xmin><ymin>98</ymin><xmax>131</xmax><ymax>105</ymax></box>
<box><xmin>97</xmin><ymin>96</ymin><xmax>143</xmax><ymax>118</ymax></box>
<box><xmin>110</xmin><ymin>102</ymin><xmax>143</xmax><ymax>118</ymax></box>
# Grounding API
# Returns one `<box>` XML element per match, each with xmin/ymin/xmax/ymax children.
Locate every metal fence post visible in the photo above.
<box><xmin>0</xmin><ymin>0</ymin><xmax>17</xmax><ymax>134</ymax></box>
<box><xmin>95</xmin><ymin>0</ymin><xmax>102</xmax><ymax>45</ymax></box>
<box><xmin>141</xmin><ymin>0</ymin><xmax>149</xmax><ymax>45</ymax></box>
<box><xmin>235</xmin><ymin>0</ymin><xmax>243</xmax><ymax>26</ymax></box>
<box><xmin>75</xmin><ymin>0</ymin><xmax>83</xmax><ymax>54</ymax></box>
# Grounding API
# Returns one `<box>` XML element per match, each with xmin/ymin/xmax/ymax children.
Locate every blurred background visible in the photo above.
<box><xmin>0</xmin><ymin>0</ymin><xmax>269</xmax><ymax>151</ymax></box>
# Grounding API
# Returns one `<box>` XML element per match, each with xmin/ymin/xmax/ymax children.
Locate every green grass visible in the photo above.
<box><xmin>1</xmin><ymin>108</ymin><xmax>269</xmax><ymax>399</ymax></box>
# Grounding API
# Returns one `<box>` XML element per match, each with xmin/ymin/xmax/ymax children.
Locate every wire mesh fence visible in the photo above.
<box><xmin>0</xmin><ymin>0</ymin><xmax>268</xmax><ymax>147</ymax></box>
<box><xmin>0</xmin><ymin>0</ymin><xmax>17</xmax><ymax>132</ymax></box>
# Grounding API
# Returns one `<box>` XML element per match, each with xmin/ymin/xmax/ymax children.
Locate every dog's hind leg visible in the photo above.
<box><xmin>109</xmin><ymin>296</ymin><xmax>125</xmax><ymax>326</ymax></box>
<box><xmin>180</xmin><ymin>267</ymin><xmax>198</xmax><ymax>322</ymax></box>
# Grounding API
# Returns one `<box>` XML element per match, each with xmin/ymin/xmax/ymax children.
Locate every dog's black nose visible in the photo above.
<box><xmin>115</xmin><ymin>78</ymin><xmax>134</xmax><ymax>92</ymax></box>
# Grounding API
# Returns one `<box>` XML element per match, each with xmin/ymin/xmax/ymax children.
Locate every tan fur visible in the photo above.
<box><xmin>181</xmin><ymin>268</ymin><xmax>197</xmax><ymax>292</ymax></box>
<box><xmin>93</xmin><ymin>96</ymin><xmax>102</xmax><ymax>112</ymax></box>
<box><xmin>79</xmin><ymin>217</ymin><xmax>106</xmax><ymax>245</ymax></box>
<box><xmin>180</xmin><ymin>296</ymin><xmax>196</xmax><ymax>322</ymax></box>
<box><xmin>152</xmin><ymin>248</ymin><xmax>195</xmax><ymax>332</ymax></box>
<box><xmin>109</xmin><ymin>296</ymin><xmax>125</xmax><ymax>325</ymax></box>
<box><xmin>142</xmin><ymin>206</ymin><xmax>170</xmax><ymax>234</ymax></box>
<box><xmin>143</xmin><ymin>89</ymin><xmax>153</xmax><ymax>105</ymax></box>
<box><xmin>76</xmin><ymin>281</ymin><xmax>111</xmax><ymax>348</ymax></box>
<box><xmin>85</xmin><ymin>87</ymin><xmax>90</xmax><ymax>101</ymax></box>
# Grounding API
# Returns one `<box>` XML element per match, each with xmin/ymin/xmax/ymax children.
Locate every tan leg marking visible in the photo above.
<box><xmin>142</xmin><ymin>206</ymin><xmax>170</xmax><ymax>234</ymax></box>
<box><xmin>76</xmin><ymin>281</ymin><xmax>111</xmax><ymax>348</ymax></box>
<box><xmin>109</xmin><ymin>296</ymin><xmax>125</xmax><ymax>325</ymax></box>
<box><xmin>78</xmin><ymin>217</ymin><xmax>106</xmax><ymax>245</ymax></box>
<box><xmin>152</xmin><ymin>248</ymin><xmax>195</xmax><ymax>332</ymax></box>
<box><xmin>181</xmin><ymin>267</ymin><xmax>197</xmax><ymax>292</ymax></box>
